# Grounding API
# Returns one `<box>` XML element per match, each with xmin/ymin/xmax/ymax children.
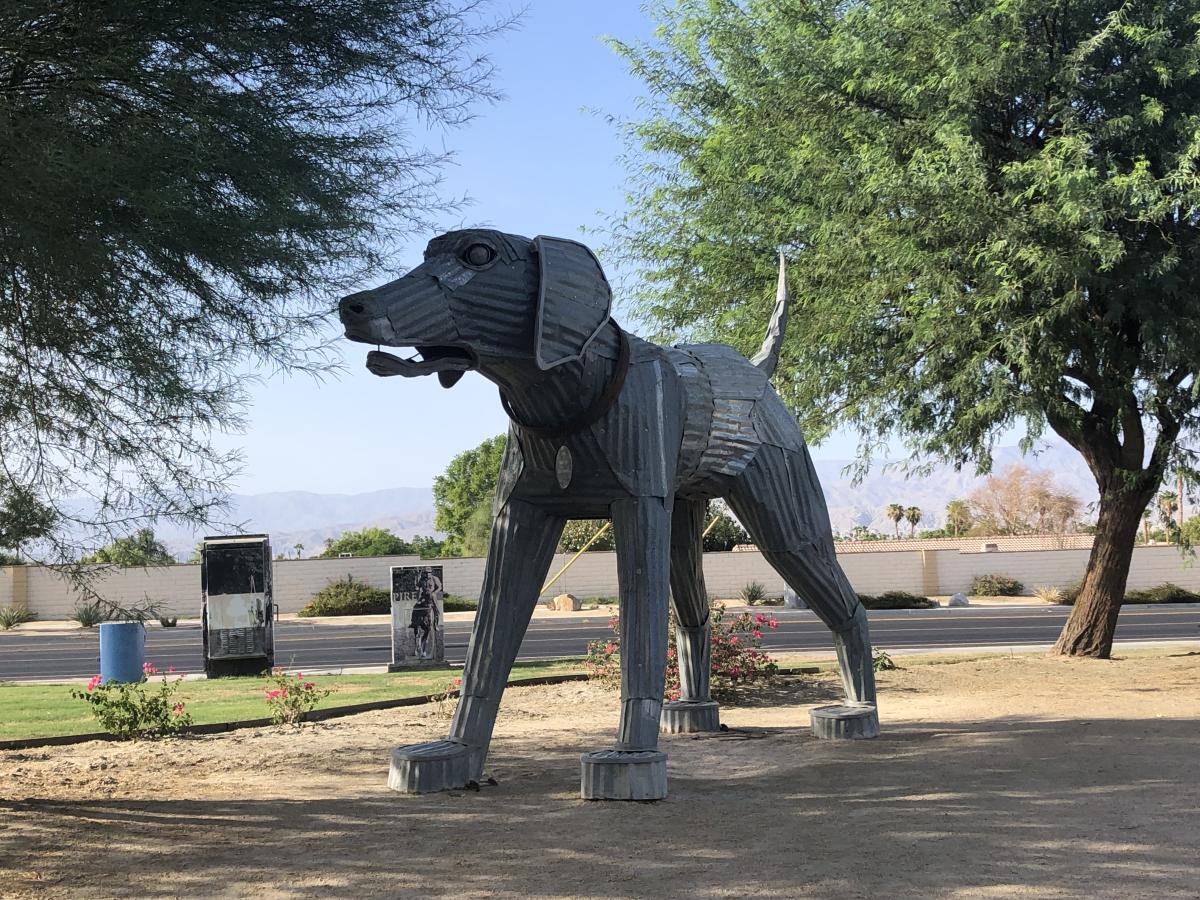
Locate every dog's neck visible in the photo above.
<box><xmin>480</xmin><ymin>321</ymin><xmax>624</xmax><ymax>435</ymax></box>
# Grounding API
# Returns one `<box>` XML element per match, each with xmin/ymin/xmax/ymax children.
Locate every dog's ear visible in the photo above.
<box><xmin>532</xmin><ymin>236</ymin><xmax>612</xmax><ymax>370</ymax></box>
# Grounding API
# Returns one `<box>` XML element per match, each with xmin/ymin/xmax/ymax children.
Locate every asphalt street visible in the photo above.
<box><xmin>1</xmin><ymin>605</ymin><xmax>1197</xmax><ymax>681</ymax></box>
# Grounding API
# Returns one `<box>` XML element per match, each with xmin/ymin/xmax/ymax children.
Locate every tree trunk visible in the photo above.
<box><xmin>1053</xmin><ymin>485</ymin><xmax>1151</xmax><ymax>658</ymax></box>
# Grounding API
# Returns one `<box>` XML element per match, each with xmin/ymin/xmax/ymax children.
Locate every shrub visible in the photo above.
<box><xmin>72</xmin><ymin>602</ymin><xmax>109</xmax><ymax>627</ymax></box>
<box><xmin>1033</xmin><ymin>585</ymin><xmax>1064</xmax><ymax>604</ymax></box>
<box><xmin>297</xmin><ymin>575</ymin><xmax>390</xmax><ymax>617</ymax></box>
<box><xmin>857</xmin><ymin>591</ymin><xmax>936</xmax><ymax>610</ymax></box>
<box><xmin>158</xmin><ymin>615</ymin><xmax>178</xmax><ymax>627</ymax></box>
<box><xmin>1124</xmin><ymin>582</ymin><xmax>1200</xmax><ymax>604</ymax></box>
<box><xmin>970</xmin><ymin>573</ymin><xmax>1024</xmax><ymax>596</ymax></box>
<box><xmin>872</xmin><ymin>648</ymin><xmax>898</xmax><ymax>671</ymax></box>
<box><xmin>442</xmin><ymin>594</ymin><xmax>476</xmax><ymax>612</ymax></box>
<box><xmin>263</xmin><ymin>668</ymin><xmax>332</xmax><ymax>725</ymax></box>
<box><xmin>740</xmin><ymin>581</ymin><xmax>767</xmax><ymax>605</ymax></box>
<box><xmin>1058</xmin><ymin>581</ymin><xmax>1082</xmax><ymax>605</ymax></box>
<box><xmin>585</xmin><ymin>602</ymin><xmax>778</xmax><ymax>701</ymax></box>
<box><xmin>0</xmin><ymin>605</ymin><xmax>36</xmax><ymax>629</ymax></box>
<box><xmin>71</xmin><ymin>661</ymin><xmax>191</xmax><ymax>739</ymax></box>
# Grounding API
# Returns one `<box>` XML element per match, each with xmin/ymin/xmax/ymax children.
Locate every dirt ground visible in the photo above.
<box><xmin>2</xmin><ymin>650</ymin><xmax>1199</xmax><ymax>899</ymax></box>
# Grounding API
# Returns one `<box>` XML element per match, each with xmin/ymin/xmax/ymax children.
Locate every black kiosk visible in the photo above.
<box><xmin>201</xmin><ymin>534</ymin><xmax>276</xmax><ymax>677</ymax></box>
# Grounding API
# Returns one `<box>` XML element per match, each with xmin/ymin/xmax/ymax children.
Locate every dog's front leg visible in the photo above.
<box><xmin>387</xmin><ymin>498</ymin><xmax>563</xmax><ymax>793</ymax></box>
<box><xmin>580</xmin><ymin>495</ymin><xmax>671</xmax><ymax>800</ymax></box>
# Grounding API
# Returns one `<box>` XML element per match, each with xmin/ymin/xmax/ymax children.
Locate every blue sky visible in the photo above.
<box><xmin>215</xmin><ymin>1</ymin><xmax>877</xmax><ymax>495</ymax></box>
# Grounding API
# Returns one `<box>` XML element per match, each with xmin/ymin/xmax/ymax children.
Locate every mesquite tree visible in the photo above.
<box><xmin>0</xmin><ymin>1</ymin><xmax>503</xmax><ymax>562</ymax></box>
<box><xmin>612</xmin><ymin>0</ymin><xmax>1200</xmax><ymax>656</ymax></box>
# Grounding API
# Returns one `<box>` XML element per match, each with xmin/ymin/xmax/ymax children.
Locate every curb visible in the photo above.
<box><xmin>0</xmin><ymin>672</ymin><xmax>590</xmax><ymax>753</ymax></box>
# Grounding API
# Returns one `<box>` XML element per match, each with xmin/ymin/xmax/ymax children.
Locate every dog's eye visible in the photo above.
<box><xmin>462</xmin><ymin>243</ymin><xmax>496</xmax><ymax>267</ymax></box>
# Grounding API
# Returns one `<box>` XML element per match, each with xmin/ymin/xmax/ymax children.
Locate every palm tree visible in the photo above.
<box><xmin>1157</xmin><ymin>491</ymin><xmax>1180</xmax><ymax>542</ymax></box>
<box><xmin>885</xmin><ymin>503</ymin><xmax>905</xmax><ymax>539</ymax></box>
<box><xmin>293</xmin><ymin>542</ymin><xmax>304</xmax><ymax>559</ymax></box>
<box><xmin>945</xmin><ymin>499</ymin><xmax>971</xmax><ymax>537</ymax></box>
<box><xmin>905</xmin><ymin>506</ymin><xmax>923</xmax><ymax>538</ymax></box>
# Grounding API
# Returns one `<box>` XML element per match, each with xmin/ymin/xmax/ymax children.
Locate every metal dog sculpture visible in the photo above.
<box><xmin>339</xmin><ymin>230</ymin><xmax>877</xmax><ymax>800</ymax></box>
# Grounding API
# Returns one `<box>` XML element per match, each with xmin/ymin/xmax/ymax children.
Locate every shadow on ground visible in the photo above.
<box><xmin>3</xmin><ymin>711</ymin><xmax>1198</xmax><ymax>898</ymax></box>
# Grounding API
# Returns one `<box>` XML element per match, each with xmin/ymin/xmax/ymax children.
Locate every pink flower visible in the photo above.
<box><xmin>142</xmin><ymin>661</ymin><xmax>158</xmax><ymax>675</ymax></box>
<box><xmin>767</xmin><ymin>619</ymin><xmax>778</xmax><ymax>629</ymax></box>
<box><xmin>173</xmin><ymin>702</ymin><xmax>185</xmax><ymax>715</ymax></box>
<box><xmin>296</xmin><ymin>672</ymin><xmax>303</xmax><ymax>679</ymax></box>
<box><xmin>752</xmin><ymin>629</ymin><xmax>763</xmax><ymax>640</ymax></box>
<box><xmin>86</xmin><ymin>674</ymin><xmax>102</xmax><ymax>693</ymax></box>
<box><xmin>728</xmin><ymin>635</ymin><xmax>740</xmax><ymax>645</ymax></box>
<box><xmin>303</xmin><ymin>682</ymin><xmax>315</xmax><ymax>691</ymax></box>
<box><xmin>666</xmin><ymin>648</ymin><xmax>676</xmax><ymax>659</ymax></box>
<box><xmin>167</xmin><ymin>666</ymin><xmax>176</xmax><ymax>673</ymax></box>
<box><xmin>754</xmin><ymin>613</ymin><xmax>768</xmax><ymax>624</ymax></box>
<box><xmin>605</xmin><ymin>643</ymin><xmax>617</xmax><ymax>655</ymax></box>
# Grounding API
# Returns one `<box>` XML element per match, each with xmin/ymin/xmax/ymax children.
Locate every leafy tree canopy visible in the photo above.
<box><xmin>320</xmin><ymin>527</ymin><xmax>437</xmax><ymax>559</ymax></box>
<box><xmin>80</xmin><ymin>528</ymin><xmax>174</xmax><ymax>567</ymax></box>
<box><xmin>559</xmin><ymin>520</ymin><xmax>618</xmax><ymax>553</ymax></box>
<box><xmin>433</xmin><ymin>435</ymin><xmax>506</xmax><ymax>555</ymax></box>
<box><xmin>0</xmin><ymin>1</ymin><xmax>503</xmax><ymax>563</ymax></box>
<box><xmin>613</xmin><ymin>0</ymin><xmax>1200</xmax><ymax>656</ymax></box>
<box><xmin>703</xmin><ymin>508</ymin><xmax>750</xmax><ymax>551</ymax></box>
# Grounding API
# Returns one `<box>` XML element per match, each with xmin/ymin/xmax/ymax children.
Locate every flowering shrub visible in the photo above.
<box><xmin>263</xmin><ymin>668</ymin><xmax>331</xmax><ymax>725</ymax></box>
<box><xmin>586</xmin><ymin>603</ymin><xmax>778</xmax><ymax>701</ymax></box>
<box><xmin>71</xmin><ymin>661</ymin><xmax>191</xmax><ymax>739</ymax></box>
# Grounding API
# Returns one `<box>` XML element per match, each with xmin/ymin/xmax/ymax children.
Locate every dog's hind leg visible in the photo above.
<box><xmin>661</xmin><ymin>497</ymin><xmax>721</xmax><ymax>733</ymax></box>
<box><xmin>726</xmin><ymin>444</ymin><xmax>878</xmax><ymax>713</ymax></box>
<box><xmin>581</xmin><ymin>495</ymin><xmax>671</xmax><ymax>800</ymax></box>
<box><xmin>387</xmin><ymin>498</ymin><xmax>564</xmax><ymax>793</ymax></box>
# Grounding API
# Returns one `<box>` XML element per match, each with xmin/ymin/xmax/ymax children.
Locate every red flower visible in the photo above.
<box><xmin>604</xmin><ymin>643</ymin><xmax>617</xmax><ymax>655</ymax></box>
<box><xmin>767</xmin><ymin>619</ymin><xmax>778</xmax><ymax>629</ymax></box>
<box><xmin>86</xmin><ymin>674</ymin><xmax>102</xmax><ymax>693</ymax></box>
<box><xmin>303</xmin><ymin>682</ymin><xmax>315</xmax><ymax>691</ymax></box>
<box><xmin>754</xmin><ymin>613</ymin><xmax>768</xmax><ymax>624</ymax></box>
<box><xmin>173</xmin><ymin>702</ymin><xmax>185</xmax><ymax>715</ymax></box>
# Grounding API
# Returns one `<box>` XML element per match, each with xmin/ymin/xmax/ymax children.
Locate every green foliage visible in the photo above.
<box><xmin>703</xmin><ymin>508</ymin><xmax>750</xmax><ymax>551</ymax></box>
<box><xmin>740</xmin><ymin>581</ymin><xmax>767</xmax><ymax>605</ymax></box>
<box><xmin>0</xmin><ymin>550</ymin><xmax>23</xmax><ymax>566</ymax></box>
<box><xmin>71</xmin><ymin>602</ymin><xmax>108</xmax><ymax>628</ymax></box>
<box><xmin>320</xmin><ymin>527</ymin><xmax>423</xmax><ymax>559</ymax></box>
<box><xmin>433</xmin><ymin>435</ymin><xmax>506</xmax><ymax>556</ymax></box>
<box><xmin>1124</xmin><ymin>583</ymin><xmax>1200</xmax><ymax>604</ymax></box>
<box><xmin>970</xmin><ymin>574</ymin><xmax>1025</xmax><ymax>597</ymax></box>
<box><xmin>297</xmin><ymin>575</ymin><xmax>390</xmax><ymax>617</ymax></box>
<box><xmin>71</xmin><ymin>663</ymin><xmax>191</xmax><ymax>739</ymax></box>
<box><xmin>442</xmin><ymin>594</ymin><xmax>477</xmax><ymax>613</ymax></box>
<box><xmin>80</xmin><ymin>529</ymin><xmax>175</xmax><ymax>567</ymax></box>
<box><xmin>0</xmin><ymin>605</ymin><xmax>36</xmax><ymax>629</ymax></box>
<box><xmin>872</xmin><ymin>649</ymin><xmax>898</xmax><ymax>672</ymax></box>
<box><xmin>857</xmin><ymin>592</ymin><xmax>937</xmax><ymax>610</ymax></box>
<box><xmin>944</xmin><ymin>500</ymin><xmax>973</xmax><ymax>538</ymax></box>
<box><xmin>613</xmin><ymin>0</ymin><xmax>1200</xmax><ymax>652</ymax></box>
<box><xmin>586</xmin><ymin>603</ymin><xmax>779</xmax><ymax>701</ymax></box>
<box><xmin>263</xmin><ymin>668</ymin><xmax>332</xmax><ymax>726</ymax></box>
<box><xmin>0</xmin><ymin>2</ymin><xmax>503</xmax><ymax>563</ymax></box>
<box><xmin>558</xmin><ymin>520</ymin><xmax>617</xmax><ymax>552</ymax></box>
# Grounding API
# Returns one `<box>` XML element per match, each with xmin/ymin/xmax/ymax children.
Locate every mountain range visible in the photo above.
<box><xmin>146</xmin><ymin>442</ymin><xmax>1098</xmax><ymax>559</ymax></box>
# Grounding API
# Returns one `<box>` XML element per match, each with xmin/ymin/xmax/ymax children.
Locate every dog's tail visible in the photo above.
<box><xmin>751</xmin><ymin>252</ymin><xmax>790</xmax><ymax>377</ymax></box>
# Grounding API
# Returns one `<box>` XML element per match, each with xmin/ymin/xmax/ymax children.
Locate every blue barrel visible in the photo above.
<box><xmin>99</xmin><ymin>621</ymin><xmax>146</xmax><ymax>684</ymax></box>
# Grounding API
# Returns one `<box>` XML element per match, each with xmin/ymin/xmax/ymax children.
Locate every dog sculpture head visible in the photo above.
<box><xmin>339</xmin><ymin>229</ymin><xmax>612</xmax><ymax>387</ymax></box>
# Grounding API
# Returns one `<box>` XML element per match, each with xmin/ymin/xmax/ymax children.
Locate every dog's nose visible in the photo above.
<box><xmin>339</xmin><ymin>294</ymin><xmax>368</xmax><ymax>319</ymax></box>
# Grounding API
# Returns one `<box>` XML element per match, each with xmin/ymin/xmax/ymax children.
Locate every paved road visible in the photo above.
<box><xmin>1</xmin><ymin>605</ymin><xmax>1197</xmax><ymax>681</ymax></box>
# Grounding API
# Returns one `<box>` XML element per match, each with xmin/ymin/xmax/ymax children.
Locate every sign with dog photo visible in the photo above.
<box><xmin>389</xmin><ymin>565</ymin><xmax>446</xmax><ymax>669</ymax></box>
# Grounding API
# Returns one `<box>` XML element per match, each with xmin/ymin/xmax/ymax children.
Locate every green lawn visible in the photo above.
<box><xmin>0</xmin><ymin>660</ymin><xmax>585</xmax><ymax>742</ymax></box>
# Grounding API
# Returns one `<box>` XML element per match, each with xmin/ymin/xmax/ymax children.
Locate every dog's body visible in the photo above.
<box><xmin>340</xmin><ymin>229</ymin><xmax>876</xmax><ymax>799</ymax></box>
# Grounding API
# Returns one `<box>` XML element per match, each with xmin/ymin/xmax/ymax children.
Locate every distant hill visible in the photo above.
<box><xmin>75</xmin><ymin>442</ymin><xmax>1100</xmax><ymax>560</ymax></box>
<box><xmin>147</xmin><ymin>487</ymin><xmax>437</xmax><ymax>559</ymax></box>
<box><xmin>815</xmin><ymin>441</ymin><xmax>1098</xmax><ymax>535</ymax></box>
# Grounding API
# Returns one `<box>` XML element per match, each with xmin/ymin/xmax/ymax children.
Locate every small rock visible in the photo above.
<box><xmin>552</xmin><ymin>593</ymin><xmax>582</xmax><ymax>612</ymax></box>
<box><xmin>949</xmin><ymin>592</ymin><xmax>970</xmax><ymax>607</ymax></box>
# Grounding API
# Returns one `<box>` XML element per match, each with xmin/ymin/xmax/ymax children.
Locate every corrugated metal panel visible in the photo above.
<box><xmin>534</xmin><ymin>237</ymin><xmax>611</xmax><ymax>369</ymax></box>
<box><xmin>752</xmin><ymin>391</ymin><xmax>804</xmax><ymax>451</ymax></box>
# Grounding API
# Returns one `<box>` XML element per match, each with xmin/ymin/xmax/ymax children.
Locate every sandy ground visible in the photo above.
<box><xmin>2</xmin><ymin>650</ymin><xmax>1199</xmax><ymax>899</ymax></box>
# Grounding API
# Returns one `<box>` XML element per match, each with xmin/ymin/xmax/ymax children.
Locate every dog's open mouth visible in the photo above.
<box><xmin>365</xmin><ymin>345</ymin><xmax>476</xmax><ymax>381</ymax></box>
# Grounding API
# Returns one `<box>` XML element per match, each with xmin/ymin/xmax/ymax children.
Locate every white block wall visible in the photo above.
<box><xmin>6</xmin><ymin>543</ymin><xmax>1200</xmax><ymax>620</ymax></box>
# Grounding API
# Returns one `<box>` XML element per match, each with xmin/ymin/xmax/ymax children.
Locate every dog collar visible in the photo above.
<box><xmin>500</xmin><ymin>323</ymin><xmax>631</xmax><ymax>442</ymax></box>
